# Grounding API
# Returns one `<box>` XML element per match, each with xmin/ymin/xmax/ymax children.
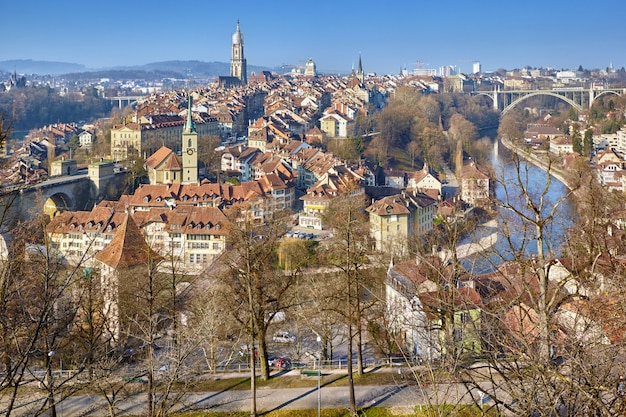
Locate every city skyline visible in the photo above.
<box><xmin>1</xmin><ymin>0</ymin><xmax>625</xmax><ymax>76</ymax></box>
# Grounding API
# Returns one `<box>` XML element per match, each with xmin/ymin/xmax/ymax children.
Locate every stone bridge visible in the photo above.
<box><xmin>0</xmin><ymin>161</ymin><xmax>130</xmax><ymax>225</ymax></box>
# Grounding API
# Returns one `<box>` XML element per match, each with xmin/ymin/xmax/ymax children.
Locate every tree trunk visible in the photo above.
<box><xmin>258</xmin><ymin>329</ymin><xmax>270</xmax><ymax>381</ymax></box>
<box><xmin>535</xmin><ymin>226</ymin><xmax>551</xmax><ymax>364</ymax></box>
<box><xmin>346</xmin><ymin>320</ymin><xmax>357</xmax><ymax>417</ymax></box>
<box><xmin>249</xmin><ymin>332</ymin><xmax>257</xmax><ymax>417</ymax></box>
<box><xmin>356</xmin><ymin>308</ymin><xmax>364</xmax><ymax>375</ymax></box>
<box><xmin>147</xmin><ymin>362</ymin><xmax>154</xmax><ymax>417</ymax></box>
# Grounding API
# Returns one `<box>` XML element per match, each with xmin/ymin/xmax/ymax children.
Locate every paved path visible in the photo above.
<box><xmin>8</xmin><ymin>385</ymin><xmax>425</xmax><ymax>416</ymax></box>
<box><xmin>5</xmin><ymin>370</ymin><xmax>480</xmax><ymax>416</ymax></box>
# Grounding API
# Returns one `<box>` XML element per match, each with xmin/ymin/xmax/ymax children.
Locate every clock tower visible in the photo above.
<box><xmin>182</xmin><ymin>95</ymin><xmax>198</xmax><ymax>184</ymax></box>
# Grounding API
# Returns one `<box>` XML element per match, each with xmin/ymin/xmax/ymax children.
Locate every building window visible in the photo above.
<box><xmin>461</xmin><ymin>312</ymin><xmax>470</xmax><ymax>323</ymax></box>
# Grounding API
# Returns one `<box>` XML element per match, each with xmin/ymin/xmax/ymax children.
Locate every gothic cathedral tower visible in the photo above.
<box><xmin>181</xmin><ymin>95</ymin><xmax>198</xmax><ymax>184</ymax></box>
<box><xmin>230</xmin><ymin>20</ymin><xmax>247</xmax><ymax>85</ymax></box>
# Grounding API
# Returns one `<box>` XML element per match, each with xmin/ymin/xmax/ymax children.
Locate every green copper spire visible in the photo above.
<box><xmin>184</xmin><ymin>94</ymin><xmax>194</xmax><ymax>133</ymax></box>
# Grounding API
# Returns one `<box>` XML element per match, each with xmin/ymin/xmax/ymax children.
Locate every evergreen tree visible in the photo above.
<box><xmin>583</xmin><ymin>128</ymin><xmax>593</xmax><ymax>157</ymax></box>
<box><xmin>571</xmin><ymin>123</ymin><xmax>582</xmax><ymax>154</ymax></box>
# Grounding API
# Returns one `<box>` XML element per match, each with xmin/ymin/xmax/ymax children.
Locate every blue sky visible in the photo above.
<box><xmin>2</xmin><ymin>0</ymin><xmax>625</xmax><ymax>75</ymax></box>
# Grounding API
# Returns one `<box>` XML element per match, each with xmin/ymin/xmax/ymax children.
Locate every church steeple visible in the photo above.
<box><xmin>184</xmin><ymin>94</ymin><xmax>195</xmax><ymax>133</ymax></box>
<box><xmin>181</xmin><ymin>92</ymin><xmax>198</xmax><ymax>184</ymax></box>
<box><xmin>356</xmin><ymin>54</ymin><xmax>364</xmax><ymax>83</ymax></box>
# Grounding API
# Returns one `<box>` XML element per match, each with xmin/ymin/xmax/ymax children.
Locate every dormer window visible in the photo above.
<box><xmin>143</xmin><ymin>196</ymin><xmax>150</xmax><ymax>203</ymax></box>
<box><xmin>88</xmin><ymin>221</ymin><xmax>94</xmax><ymax>228</ymax></box>
<box><xmin>205</xmin><ymin>223</ymin><xmax>211</xmax><ymax>229</ymax></box>
<box><xmin>106</xmin><ymin>225</ymin><xmax>112</xmax><ymax>232</ymax></box>
<box><xmin>182</xmin><ymin>196</ymin><xmax>188</xmax><ymax>201</ymax></box>
<box><xmin>192</xmin><ymin>195</ymin><xmax>198</xmax><ymax>202</ymax></box>
<box><xmin>215</xmin><ymin>223</ymin><xmax>220</xmax><ymax>230</ymax></box>
<box><xmin>197</xmin><ymin>223</ymin><xmax>202</xmax><ymax>229</ymax></box>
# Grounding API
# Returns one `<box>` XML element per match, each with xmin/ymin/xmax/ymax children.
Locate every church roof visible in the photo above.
<box><xmin>163</xmin><ymin>153</ymin><xmax>182</xmax><ymax>170</ymax></box>
<box><xmin>145</xmin><ymin>146</ymin><xmax>175</xmax><ymax>169</ymax></box>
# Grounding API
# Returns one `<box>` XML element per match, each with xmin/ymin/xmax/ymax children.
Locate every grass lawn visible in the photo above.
<box><xmin>162</xmin><ymin>404</ymin><xmax>498</xmax><ymax>416</ymax></box>
<box><xmin>186</xmin><ymin>369</ymin><xmax>409</xmax><ymax>392</ymax></box>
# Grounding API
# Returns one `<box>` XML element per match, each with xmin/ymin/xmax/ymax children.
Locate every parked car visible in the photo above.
<box><xmin>273</xmin><ymin>331</ymin><xmax>296</xmax><ymax>343</ymax></box>
<box><xmin>270</xmin><ymin>357</ymin><xmax>292</xmax><ymax>369</ymax></box>
<box><xmin>239</xmin><ymin>344</ymin><xmax>259</xmax><ymax>358</ymax></box>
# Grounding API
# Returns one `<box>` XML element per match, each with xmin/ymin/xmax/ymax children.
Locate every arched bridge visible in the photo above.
<box><xmin>473</xmin><ymin>86</ymin><xmax>625</xmax><ymax>116</ymax></box>
<box><xmin>0</xmin><ymin>164</ymin><xmax>130</xmax><ymax>225</ymax></box>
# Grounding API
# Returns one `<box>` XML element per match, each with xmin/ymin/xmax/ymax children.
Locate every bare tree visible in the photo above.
<box><xmin>453</xmin><ymin>151</ymin><xmax>626</xmax><ymax>416</ymax></box>
<box><xmin>322</xmin><ymin>188</ymin><xmax>372</xmax><ymax>417</ymax></box>
<box><xmin>218</xmin><ymin>210</ymin><xmax>300</xmax><ymax>416</ymax></box>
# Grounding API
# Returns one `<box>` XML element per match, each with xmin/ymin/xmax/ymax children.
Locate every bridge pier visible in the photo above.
<box><xmin>493</xmin><ymin>86</ymin><xmax>499</xmax><ymax>111</ymax></box>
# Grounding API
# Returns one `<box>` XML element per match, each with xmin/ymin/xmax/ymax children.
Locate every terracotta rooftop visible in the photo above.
<box><xmin>95</xmin><ymin>214</ymin><xmax>161</xmax><ymax>269</ymax></box>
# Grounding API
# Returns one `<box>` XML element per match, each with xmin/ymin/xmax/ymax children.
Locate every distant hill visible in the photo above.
<box><xmin>0</xmin><ymin>59</ymin><xmax>278</xmax><ymax>79</ymax></box>
<box><xmin>103</xmin><ymin>60</ymin><xmax>277</xmax><ymax>79</ymax></box>
<box><xmin>0</xmin><ymin>59</ymin><xmax>86</xmax><ymax>75</ymax></box>
<box><xmin>135</xmin><ymin>60</ymin><xmax>231</xmax><ymax>78</ymax></box>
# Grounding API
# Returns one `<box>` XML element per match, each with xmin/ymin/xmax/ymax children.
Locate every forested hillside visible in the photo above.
<box><xmin>0</xmin><ymin>87</ymin><xmax>114</xmax><ymax>130</ymax></box>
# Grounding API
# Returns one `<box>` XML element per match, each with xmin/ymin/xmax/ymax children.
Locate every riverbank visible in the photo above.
<box><xmin>499</xmin><ymin>137</ymin><xmax>574</xmax><ymax>190</ymax></box>
<box><xmin>456</xmin><ymin>219</ymin><xmax>498</xmax><ymax>259</ymax></box>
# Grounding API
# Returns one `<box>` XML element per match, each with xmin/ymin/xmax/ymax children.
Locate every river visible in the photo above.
<box><xmin>460</xmin><ymin>139</ymin><xmax>575</xmax><ymax>274</ymax></box>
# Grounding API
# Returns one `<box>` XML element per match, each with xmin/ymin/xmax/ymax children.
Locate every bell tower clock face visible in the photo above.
<box><xmin>187</xmin><ymin>148</ymin><xmax>195</xmax><ymax>155</ymax></box>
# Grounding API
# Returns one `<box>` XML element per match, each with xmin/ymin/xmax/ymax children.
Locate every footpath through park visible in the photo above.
<box><xmin>8</xmin><ymin>367</ymin><xmax>476</xmax><ymax>416</ymax></box>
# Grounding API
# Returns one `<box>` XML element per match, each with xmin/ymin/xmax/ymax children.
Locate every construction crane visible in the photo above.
<box><xmin>415</xmin><ymin>59</ymin><xmax>428</xmax><ymax>69</ymax></box>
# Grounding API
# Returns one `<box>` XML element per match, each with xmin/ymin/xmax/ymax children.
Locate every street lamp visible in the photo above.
<box><xmin>48</xmin><ymin>350</ymin><xmax>63</xmax><ymax>417</ymax></box>
<box><xmin>317</xmin><ymin>336</ymin><xmax>321</xmax><ymax>417</ymax></box>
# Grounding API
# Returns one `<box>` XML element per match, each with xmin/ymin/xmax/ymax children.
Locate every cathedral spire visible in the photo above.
<box><xmin>230</xmin><ymin>20</ymin><xmax>247</xmax><ymax>84</ymax></box>
<box><xmin>184</xmin><ymin>94</ymin><xmax>194</xmax><ymax>133</ymax></box>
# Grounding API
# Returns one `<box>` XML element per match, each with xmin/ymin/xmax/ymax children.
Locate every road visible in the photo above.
<box><xmin>5</xmin><ymin>370</ymin><xmax>487</xmax><ymax>416</ymax></box>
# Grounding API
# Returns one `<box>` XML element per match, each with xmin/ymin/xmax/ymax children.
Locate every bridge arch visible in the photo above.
<box><xmin>501</xmin><ymin>92</ymin><xmax>583</xmax><ymax>116</ymax></box>
<box><xmin>594</xmin><ymin>90</ymin><xmax>621</xmax><ymax>102</ymax></box>
<box><xmin>43</xmin><ymin>192</ymin><xmax>75</xmax><ymax>220</ymax></box>
<box><xmin>473</xmin><ymin>91</ymin><xmax>495</xmax><ymax>104</ymax></box>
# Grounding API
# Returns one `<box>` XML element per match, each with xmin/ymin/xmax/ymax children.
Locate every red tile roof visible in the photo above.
<box><xmin>94</xmin><ymin>213</ymin><xmax>161</xmax><ymax>269</ymax></box>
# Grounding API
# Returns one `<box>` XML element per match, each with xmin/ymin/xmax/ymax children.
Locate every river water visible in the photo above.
<box><xmin>460</xmin><ymin>139</ymin><xmax>575</xmax><ymax>274</ymax></box>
